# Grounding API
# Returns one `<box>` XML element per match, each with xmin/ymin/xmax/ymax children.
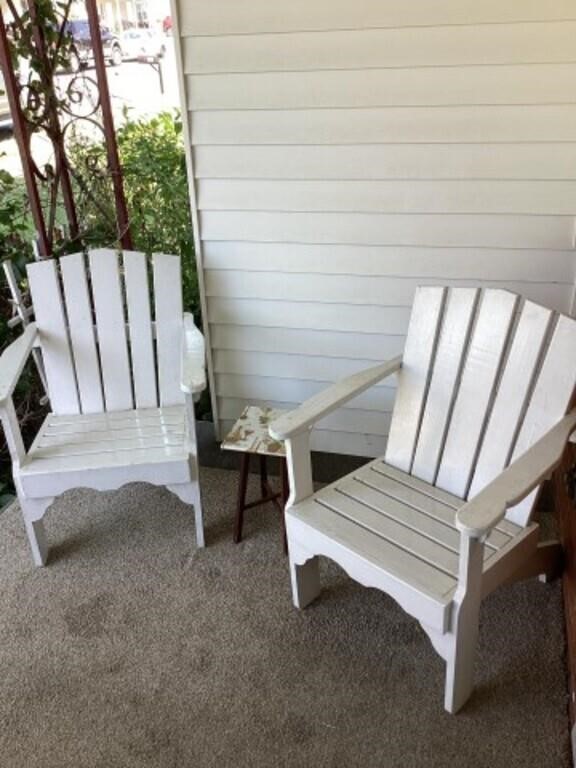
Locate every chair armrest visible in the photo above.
<box><xmin>269</xmin><ymin>355</ymin><xmax>403</xmax><ymax>440</ymax></box>
<box><xmin>0</xmin><ymin>323</ymin><xmax>38</xmax><ymax>406</ymax></box>
<box><xmin>180</xmin><ymin>313</ymin><xmax>206</xmax><ymax>395</ymax></box>
<box><xmin>456</xmin><ymin>409</ymin><xmax>576</xmax><ymax>538</ymax></box>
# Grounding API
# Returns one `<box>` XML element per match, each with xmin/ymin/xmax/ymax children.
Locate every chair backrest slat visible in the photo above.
<box><xmin>60</xmin><ymin>253</ymin><xmax>104</xmax><ymax>414</ymax></box>
<box><xmin>435</xmin><ymin>290</ymin><xmax>518</xmax><ymax>498</ymax></box>
<box><xmin>411</xmin><ymin>287</ymin><xmax>479</xmax><ymax>484</ymax></box>
<box><xmin>123</xmin><ymin>251</ymin><xmax>158</xmax><ymax>408</ymax></box>
<box><xmin>88</xmin><ymin>249</ymin><xmax>133</xmax><ymax>412</ymax></box>
<box><xmin>506</xmin><ymin>314</ymin><xmax>576</xmax><ymax>525</ymax></box>
<box><xmin>153</xmin><ymin>253</ymin><xmax>185</xmax><ymax>406</ymax></box>
<box><xmin>27</xmin><ymin>249</ymin><xmax>186</xmax><ymax>417</ymax></box>
<box><xmin>385</xmin><ymin>286</ymin><xmax>446</xmax><ymax>472</ymax></box>
<box><xmin>26</xmin><ymin>259</ymin><xmax>80</xmax><ymax>415</ymax></box>
<box><xmin>388</xmin><ymin>284</ymin><xmax>576</xmax><ymax>527</ymax></box>
<box><xmin>468</xmin><ymin>300</ymin><xmax>553</xmax><ymax>501</ymax></box>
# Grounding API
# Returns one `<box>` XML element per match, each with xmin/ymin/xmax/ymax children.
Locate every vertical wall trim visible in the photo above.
<box><xmin>570</xmin><ymin>217</ymin><xmax>576</xmax><ymax>318</ymax></box>
<box><xmin>169</xmin><ymin>0</ymin><xmax>220</xmax><ymax>437</ymax></box>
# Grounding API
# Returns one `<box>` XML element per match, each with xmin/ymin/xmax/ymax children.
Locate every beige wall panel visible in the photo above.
<box><xmin>194</xmin><ymin>144</ymin><xmax>576</xmax><ymax>181</ymax></box>
<box><xmin>211</xmin><ymin>326</ymin><xmax>405</xmax><ymax>363</ymax></box>
<box><xmin>215</xmin><ymin>375</ymin><xmax>397</xmax><ymax>411</ymax></box>
<box><xmin>207</xmin><ymin>298</ymin><xmax>412</xmax><ymax>335</ymax></box>
<box><xmin>200</xmin><ymin>211</ymin><xmax>573</xmax><ymax>250</ymax></box>
<box><xmin>191</xmin><ymin>106</ymin><xmax>576</xmax><ymax>145</ymax></box>
<box><xmin>218</xmin><ymin>397</ymin><xmax>392</xmax><ymax>437</ymax></box>
<box><xmin>184</xmin><ymin>22</ymin><xmax>576</xmax><ymax>74</ymax></box>
<box><xmin>215</xmin><ymin>376</ymin><xmax>396</xmax><ymax>414</ymax></box>
<box><xmin>180</xmin><ymin>0</ymin><xmax>576</xmax><ymax>36</ymax></box>
<box><xmin>213</xmin><ymin>350</ymin><xmax>396</xmax><ymax>384</ymax></box>
<box><xmin>203</xmin><ymin>243</ymin><xmax>576</xmax><ymax>283</ymax></box>
<box><xmin>198</xmin><ymin>179</ymin><xmax>576</xmax><ymax>216</ymax></box>
<box><xmin>219</xmin><ymin>417</ymin><xmax>389</xmax><ymax>457</ymax></box>
<box><xmin>204</xmin><ymin>271</ymin><xmax>572</xmax><ymax>311</ymax></box>
<box><xmin>187</xmin><ymin>64</ymin><xmax>576</xmax><ymax>110</ymax></box>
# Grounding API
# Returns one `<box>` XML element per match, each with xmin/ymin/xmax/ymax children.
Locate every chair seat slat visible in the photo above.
<box><xmin>31</xmin><ymin>436</ymin><xmax>184</xmax><ymax>460</ymax></box>
<box><xmin>46</xmin><ymin>405</ymin><xmax>183</xmax><ymax>428</ymax></box>
<box><xmin>344</xmin><ymin>477</ymin><xmax>472</xmax><ymax>555</ymax></box>
<box><xmin>24</xmin><ymin>405</ymin><xmax>188</xmax><ymax>467</ymax></box>
<box><xmin>38</xmin><ymin>424</ymin><xmax>185</xmax><ymax>449</ymax></box>
<box><xmin>374</xmin><ymin>461</ymin><xmax>521</xmax><ymax>537</ymax></box>
<box><xmin>293</xmin><ymin>496</ymin><xmax>458</xmax><ymax>599</ymax></box>
<box><xmin>23</xmin><ymin>443</ymin><xmax>188</xmax><ymax>470</ymax></box>
<box><xmin>363</xmin><ymin>465</ymin><xmax>512</xmax><ymax>550</ymax></box>
<box><xmin>319</xmin><ymin>485</ymin><xmax>462</xmax><ymax>575</ymax></box>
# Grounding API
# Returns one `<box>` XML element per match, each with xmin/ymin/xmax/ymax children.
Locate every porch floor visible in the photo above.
<box><xmin>0</xmin><ymin>467</ymin><xmax>569</xmax><ymax>767</ymax></box>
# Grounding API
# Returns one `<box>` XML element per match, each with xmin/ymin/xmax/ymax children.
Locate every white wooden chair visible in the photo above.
<box><xmin>270</xmin><ymin>287</ymin><xmax>576</xmax><ymax>713</ymax></box>
<box><xmin>0</xmin><ymin>249</ymin><xmax>206</xmax><ymax>566</ymax></box>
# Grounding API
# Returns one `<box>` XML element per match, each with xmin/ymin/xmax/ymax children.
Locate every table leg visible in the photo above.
<box><xmin>259</xmin><ymin>455</ymin><xmax>268</xmax><ymax>499</ymax></box>
<box><xmin>234</xmin><ymin>453</ymin><xmax>250</xmax><ymax>543</ymax></box>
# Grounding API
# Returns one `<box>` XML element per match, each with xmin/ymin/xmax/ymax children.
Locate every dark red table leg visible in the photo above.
<box><xmin>234</xmin><ymin>453</ymin><xmax>250</xmax><ymax>543</ymax></box>
<box><xmin>234</xmin><ymin>452</ymin><xmax>289</xmax><ymax>550</ymax></box>
<box><xmin>259</xmin><ymin>455</ymin><xmax>268</xmax><ymax>498</ymax></box>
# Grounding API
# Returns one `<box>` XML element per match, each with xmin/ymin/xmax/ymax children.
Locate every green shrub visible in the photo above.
<box><xmin>69</xmin><ymin>109</ymin><xmax>200</xmax><ymax>318</ymax></box>
<box><xmin>0</xmin><ymin>166</ymin><xmax>33</xmax><ymax>266</ymax></box>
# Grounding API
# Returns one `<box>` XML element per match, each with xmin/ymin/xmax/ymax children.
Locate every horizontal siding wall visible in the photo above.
<box><xmin>174</xmin><ymin>0</ymin><xmax>576</xmax><ymax>458</ymax></box>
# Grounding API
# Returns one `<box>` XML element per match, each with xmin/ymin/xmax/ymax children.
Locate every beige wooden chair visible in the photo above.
<box><xmin>0</xmin><ymin>249</ymin><xmax>206</xmax><ymax>566</ymax></box>
<box><xmin>270</xmin><ymin>287</ymin><xmax>576</xmax><ymax>713</ymax></box>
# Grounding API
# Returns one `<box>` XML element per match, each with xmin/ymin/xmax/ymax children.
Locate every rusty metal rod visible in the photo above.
<box><xmin>27</xmin><ymin>0</ymin><xmax>79</xmax><ymax>243</ymax></box>
<box><xmin>85</xmin><ymin>0</ymin><xmax>133</xmax><ymax>250</ymax></box>
<box><xmin>0</xmin><ymin>7</ymin><xmax>51</xmax><ymax>256</ymax></box>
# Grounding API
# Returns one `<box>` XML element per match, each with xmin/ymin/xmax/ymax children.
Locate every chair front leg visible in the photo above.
<box><xmin>168</xmin><ymin>482</ymin><xmax>205</xmax><ymax>549</ymax></box>
<box><xmin>284</xmin><ymin>430</ymin><xmax>321</xmax><ymax>607</ymax></box>
<box><xmin>0</xmin><ymin>398</ymin><xmax>26</xmax><ymax>467</ymax></box>
<box><xmin>444</xmin><ymin>533</ymin><xmax>484</xmax><ymax>713</ymax></box>
<box><xmin>0</xmin><ymin>401</ymin><xmax>51</xmax><ymax>566</ymax></box>
<box><xmin>288</xmin><ymin>540</ymin><xmax>321</xmax><ymax>609</ymax></box>
<box><xmin>20</xmin><ymin>498</ymin><xmax>53</xmax><ymax>567</ymax></box>
<box><xmin>182</xmin><ymin>393</ymin><xmax>205</xmax><ymax>548</ymax></box>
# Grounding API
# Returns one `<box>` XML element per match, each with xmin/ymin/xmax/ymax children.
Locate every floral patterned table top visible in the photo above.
<box><xmin>221</xmin><ymin>405</ymin><xmax>287</xmax><ymax>457</ymax></box>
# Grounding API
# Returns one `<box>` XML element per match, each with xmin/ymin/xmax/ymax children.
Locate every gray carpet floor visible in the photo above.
<box><xmin>0</xmin><ymin>467</ymin><xmax>570</xmax><ymax>768</ymax></box>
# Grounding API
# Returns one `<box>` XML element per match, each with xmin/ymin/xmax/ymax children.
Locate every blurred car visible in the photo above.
<box><xmin>121</xmin><ymin>29</ymin><xmax>166</xmax><ymax>61</ymax></box>
<box><xmin>65</xmin><ymin>19</ymin><xmax>123</xmax><ymax>70</ymax></box>
<box><xmin>0</xmin><ymin>75</ymin><xmax>12</xmax><ymax>129</ymax></box>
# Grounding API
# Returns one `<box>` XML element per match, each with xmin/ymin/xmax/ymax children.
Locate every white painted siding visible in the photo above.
<box><xmin>172</xmin><ymin>0</ymin><xmax>576</xmax><ymax>457</ymax></box>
